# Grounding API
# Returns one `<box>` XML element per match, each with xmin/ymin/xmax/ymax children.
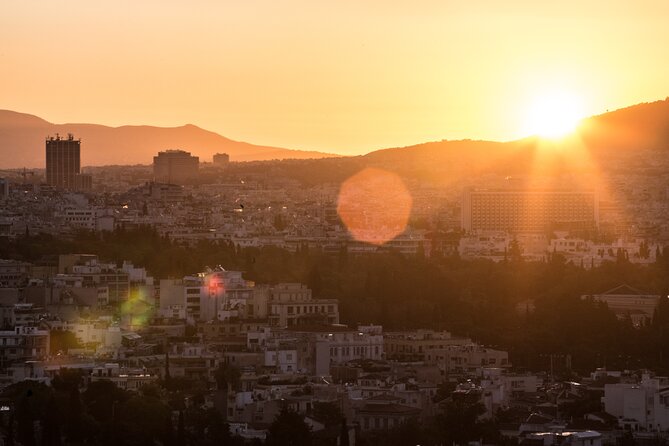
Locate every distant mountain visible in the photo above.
<box><xmin>578</xmin><ymin>97</ymin><xmax>669</xmax><ymax>152</ymax></box>
<box><xmin>0</xmin><ymin>110</ymin><xmax>337</xmax><ymax>168</ymax></box>
<box><xmin>356</xmin><ymin>97</ymin><xmax>669</xmax><ymax>181</ymax></box>
<box><xmin>225</xmin><ymin>97</ymin><xmax>669</xmax><ymax>186</ymax></box>
<box><xmin>2</xmin><ymin>97</ymin><xmax>668</xmax><ymax>172</ymax></box>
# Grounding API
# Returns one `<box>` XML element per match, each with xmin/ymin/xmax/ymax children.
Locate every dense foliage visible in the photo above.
<box><xmin>3</xmin><ymin>228</ymin><xmax>669</xmax><ymax>373</ymax></box>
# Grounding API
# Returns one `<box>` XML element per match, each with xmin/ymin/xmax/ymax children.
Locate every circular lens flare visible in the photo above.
<box><xmin>337</xmin><ymin>168</ymin><xmax>412</xmax><ymax>245</ymax></box>
<box><xmin>121</xmin><ymin>288</ymin><xmax>154</xmax><ymax>328</ymax></box>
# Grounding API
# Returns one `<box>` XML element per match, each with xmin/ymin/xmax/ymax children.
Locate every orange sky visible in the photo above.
<box><xmin>2</xmin><ymin>0</ymin><xmax>669</xmax><ymax>155</ymax></box>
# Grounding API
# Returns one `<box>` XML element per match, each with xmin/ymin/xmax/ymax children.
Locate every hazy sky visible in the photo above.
<box><xmin>2</xmin><ymin>1</ymin><xmax>669</xmax><ymax>155</ymax></box>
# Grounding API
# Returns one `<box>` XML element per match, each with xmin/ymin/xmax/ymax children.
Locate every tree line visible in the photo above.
<box><xmin>3</xmin><ymin>228</ymin><xmax>669</xmax><ymax>372</ymax></box>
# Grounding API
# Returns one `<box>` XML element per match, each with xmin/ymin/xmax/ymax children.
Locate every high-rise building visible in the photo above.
<box><xmin>213</xmin><ymin>152</ymin><xmax>230</xmax><ymax>168</ymax></box>
<box><xmin>461</xmin><ymin>188</ymin><xmax>599</xmax><ymax>233</ymax></box>
<box><xmin>46</xmin><ymin>134</ymin><xmax>81</xmax><ymax>189</ymax></box>
<box><xmin>153</xmin><ymin>150</ymin><xmax>199</xmax><ymax>184</ymax></box>
<box><xmin>0</xmin><ymin>178</ymin><xmax>8</xmax><ymax>200</ymax></box>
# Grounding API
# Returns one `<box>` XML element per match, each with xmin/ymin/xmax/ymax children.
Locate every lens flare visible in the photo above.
<box><xmin>120</xmin><ymin>288</ymin><xmax>154</xmax><ymax>328</ymax></box>
<box><xmin>523</xmin><ymin>90</ymin><xmax>585</xmax><ymax>139</ymax></box>
<box><xmin>337</xmin><ymin>167</ymin><xmax>412</xmax><ymax>245</ymax></box>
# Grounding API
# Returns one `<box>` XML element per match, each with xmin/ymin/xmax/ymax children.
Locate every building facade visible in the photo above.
<box><xmin>461</xmin><ymin>188</ymin><xmax>599</xmax><ymax>233</ymax></box>
<box><xmin>213</xmin><ymin>153</ymin><xmax>230</xmax><ymax>168</ymax></box>
<box><xmin>153</xmin><ymin>150</ymin><xmax>199</xmax><ymax>184</ymax></box>
<box><xmin>46</xmin><ymin>134</ymin><xmax>82</xmax><ymax>189</ymax></box>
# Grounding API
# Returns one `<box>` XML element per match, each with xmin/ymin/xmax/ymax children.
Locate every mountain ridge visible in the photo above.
<box><xmin>0</xmin><ymin>110</ymin><xmax>338</xmax><ymax>168</ymax></box>
<box><xmin>2</xmin><ymin>97</ymin><xmax>669</xmax><ymax>170</ymax></box>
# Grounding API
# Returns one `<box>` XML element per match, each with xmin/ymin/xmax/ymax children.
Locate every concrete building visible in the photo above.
<box><xmin>213</xmin><ymin>153</ymin><xmax>230</xmax><ymax>168</ymax></box>
<box><xmin>582</xmin><ymin>284</ymin><xmax>660</xmax><ymax>328</ymax></box>
<box><xmin>356</xmin><ymin>402</ymin><xmax>421</xmax><ymax>432</ymax></box>
<box><xmin>461</xmin><ymin>188</ymin><xmax>599</xmax><ymax>233</ymax></box>
<box><xmin>425</xmin><ymin>345</ymin><xmax>510</xmax><ymax>376</ymax></box>
<box><xmin>72</xmin><ymin>319</ymin><xmax>122</xmax><ymax>350</ymax></box>
<box><xmin>89</xmin><ymin>363</ymin><xmax>158</xmax><ymax>391</ymax></box>
<box><xmin>284</xmin><ymin>325</ymin><xmax>385</xmax><ymax>375</ymax></box>
<box><xmin>153</xmin><ymin>149</ymin><xmax>199</xmax><ymax>184</ymax></box>
<box><xmin>0</xmin><ymin>326</ymin><xmax>50</xmax><ymax>369</ymax></box>
<box><xmin>0</xmin><ymin>259</ymin><xmax>31</xmax><ymax>287</ymax></box>
<box><xmin>159</xmin><ymin>268</ymin><xmax>255</xmax><ymax>323</ymax></box>
<box><xmin>46</xmin><ymin>134</ymin><xmax>90</xmax><ymax>190</ymax></box>
<box><xmin>521</xmin><ymin>431</ymin><xmax>602</xmax><ymax>446</ymax></box>
<box><xmin>0</xmin><ymin>178</ymin><xmax>8</xmax><ymax>199</ymax></box>
<box><xmin>604</xmin><ymin>373</ymin><xmax>669</xmax><ymax>432</ymax></box>
<box><xmin>267</xmin><ymin>283</ymin><xmax>339</xmax><ymax>327</ymax></box>
<box><xmin>384</xmin><ymin>330</ymin><xmax>472</xmax><ymax>361</ymax></box>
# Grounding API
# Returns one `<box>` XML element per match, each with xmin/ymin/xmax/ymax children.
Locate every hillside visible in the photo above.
<box><xmin>2</xmin><ymin>97</ymin><xmax>668</xmax><ymax>173</ymax></box>
<box><xmin>357</xmin><ymin>98</ymin><xmax>669</xmax><ymax>181</ymax></box>
<box><xmin>225</xmin><ymin>98</ymin><xmax>669</xmax><ymax>186</ymax></box>
<box><xmin>0</xmin><ymin>110</ymin><xmax>337</xmax><ymax>168</ymax></box>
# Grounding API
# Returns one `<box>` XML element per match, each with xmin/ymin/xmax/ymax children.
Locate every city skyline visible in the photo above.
<box><xmin>3</xmin><ymin>2</ymin><xmax>669</xmax><ymax>444</ymax></box>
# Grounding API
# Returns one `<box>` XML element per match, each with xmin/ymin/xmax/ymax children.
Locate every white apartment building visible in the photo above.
<box><xmin>72</xmin><ymin>319</ymin><xmax>122</xmax><ymax>350</ymax></box>
<box><xmin>159</xmin><ymin>268</ymin><xmax>255</xmax><ymax>323</ymax></box>
<box><xmin>0</xmin><ymin>326</ymin><xmax>50</xmax><ymax>369</ymax></box>
<box><xmin>604</xmin><ymin>373</ymin><xmax>669</xmax><ymax>432</ymax></box>
<box><xmin>385</xmin><ymin>330</ymin><xmax>472</xmax><ymax>361</ymax></box>
<box><xmin>267</xmin><ymin>283</ymin><xmax>339</xmax><ymax>327</ymax></box>
<box><xmin>89</xmin><ymin>363</ymin><xmax>158</xmax><ymax>391</ymax></box>
<box><xmin>425</xmin><ymin>345</ymin><xmax>510</xmax><ymax>376</ymax></box>
<box><xmin>264</xmin><ymin>349</ymin><xmax>298</xmax><ymax>373</ymax></box>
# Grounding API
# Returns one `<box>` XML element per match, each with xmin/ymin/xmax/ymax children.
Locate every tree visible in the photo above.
<box><xmin>311</xmin><ymin>402</ymin><xmax>343</xmax><ymax>426</ymax></box>
<box><xmin>433</xmin><ymin>395</ymin><xmax>486</xmax><ymax>446</ymax></box>
<box><xmin>49</xmin><ymin>331</ymin><xmax>81</xmax><ymax>355</ymax></box>
<box><xmin>266</xmin><ymin>408</ymin><xmax>312</xmax><ymax>446</ymax></box>
<box><xmin>64</xmin><ymin>385</ymin><xmax>83</xmax><ymax>443</ymax></box>
<box><xmin>41</xmin><ymin>395</ymin><xmax>61</xmax><ymax>446</ymax></box>
<box><xmin>6</xmin><ymin>413</ymin><xmax>14</xmax><ymax>446</ymax></box>
<box><xmin>17</xmin><ymin>392</ymin><xmax>35</xmax><ymax>446</ymax></box>
<box><xmin>307</xmin><ymin>266</ymin><xmax>323</xmax><ymax>297</ymax></box>
<box><xmin>165</xmin><ymin>350</ymin><xmax>171</xmax><ymax>385</ymax></box>
<box><xmin>508</xmin><ymin>239</ymin><xmax>523</xmax><ymax>263</ymax></box>
<box><xmin>339</xmin><ymin>418</ymin><xmax>349</xmax><ymax>446</ymax></box>
<box><xmin>115</xmin><ymin>394</ymin><xmax>170</xmax><ymax>445</ymax></box>
<box><xmin>177</xmin><ymin>410</ymin><xmax>185</xmax><ymax>446</ymax></box>
<box><xmin>214</xmin><ymin>363</ymin><xmax>241</xmax><ymax>392</ymax></box>
<box><xmin>273</xmin><ymin>214</ymin><xmax>287</xmax><ymax>231</ymax></box>
<box><xmin>82</xmin><ymin>380</ymin><xmax>128</xmax><ymax>424</ymax></box>
<box><xmin>203</xmin><ymin>408</ymin><xmax>232</xmax><ymax>445</ymax></box>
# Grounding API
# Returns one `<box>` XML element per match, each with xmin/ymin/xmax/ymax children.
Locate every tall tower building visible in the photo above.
<box><xmin>46</xmin><ymin>134</ymin><xmax>81</xmax><ymax>189</ymax></box>
<box><xmin>153</xmin><ymin>149</ymin><xmax>199</xmax><ymax>184</ymax></box>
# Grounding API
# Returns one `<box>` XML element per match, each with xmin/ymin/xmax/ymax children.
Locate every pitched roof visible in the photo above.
<box><xmin>600</xmin><ymin>284</ymin><xmax>651</xmax><ymax>296</ymax></box>
<box><xmin>357</xmin><ymin>403</ymin><xmax>421</xmax><ymax>415</ymax></box>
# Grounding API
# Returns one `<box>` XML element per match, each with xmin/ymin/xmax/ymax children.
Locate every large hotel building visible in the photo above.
<box><xmin>461</xmin><ymin>188</ymin><xmax>599</xmax><ymax>233</ymax></box>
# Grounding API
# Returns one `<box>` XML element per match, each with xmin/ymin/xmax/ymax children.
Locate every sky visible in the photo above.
<box><xmin>2</xmin><ymin>0</ymin><xmax>669</xmax><ymax>155</ymax></box>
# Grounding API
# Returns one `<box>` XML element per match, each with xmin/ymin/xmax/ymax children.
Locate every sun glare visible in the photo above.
<box><xmin>523</xmin><ymin>90</ymin><xmax>585</xmax><ymax>139</ymax></box>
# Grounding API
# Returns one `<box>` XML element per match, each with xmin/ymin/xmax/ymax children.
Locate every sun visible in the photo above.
<box><xmin>523</xmin><ymin>90</ymin><xmax>585</xmax><ymax>139</ymax></box>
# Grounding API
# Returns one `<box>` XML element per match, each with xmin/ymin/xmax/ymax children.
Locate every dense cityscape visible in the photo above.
<box><xmin>0</xmin><ymin>126</ymin><xmax>668</xmax><ymax>445</ymax></box>
<box><xmin>4</xmin><ymin>1</ymin><xmax>669</xmax><ymax>444</ymax></box>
